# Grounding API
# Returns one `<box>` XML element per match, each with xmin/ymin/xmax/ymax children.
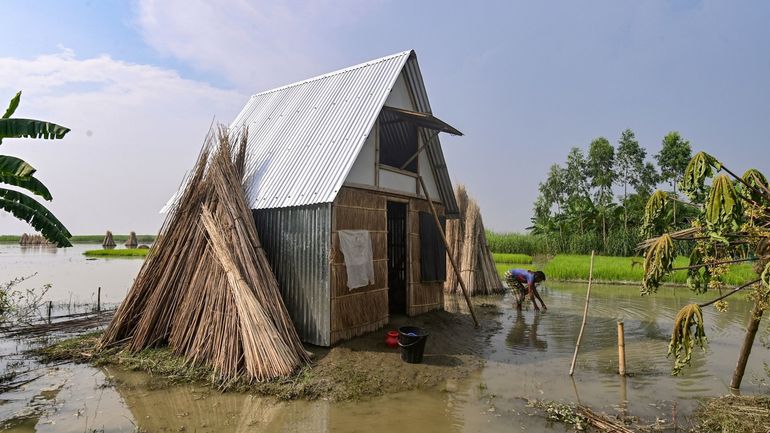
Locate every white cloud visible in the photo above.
<box><xmin>135</xmin><ymin>0</ymin><xmax>382</xmax><ymax>91</ymax></box>
<box><xmin>0</xmin><ymin>49</ymin><xmax>245</xmax><ymax>235</ymax></box>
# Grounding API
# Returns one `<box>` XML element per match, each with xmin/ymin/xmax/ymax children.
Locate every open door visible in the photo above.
<box><xmin>387</xmin><ymin>201</ymin><xmax>407</xmax><ymax>315</ymax></box>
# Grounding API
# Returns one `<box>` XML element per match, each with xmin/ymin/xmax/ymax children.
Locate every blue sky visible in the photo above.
<box><xmin>1</xmin><ymin>0</ymin><xmax>769</xmax><ymax>235</ymax></box>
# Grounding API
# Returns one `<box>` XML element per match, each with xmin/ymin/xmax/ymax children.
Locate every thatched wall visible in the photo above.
<box><xmin>330</xmin><ymin>186</ymin><xmax>445</xmax><ymax>344</ymax></box>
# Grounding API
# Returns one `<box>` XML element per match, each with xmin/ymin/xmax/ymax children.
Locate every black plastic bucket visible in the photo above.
<box><xmin>398</xmin><ymin>326</ymin><xmax>429</xmax><ymax>364</ymax></box>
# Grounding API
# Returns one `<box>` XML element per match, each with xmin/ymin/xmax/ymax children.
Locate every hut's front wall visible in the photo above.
<box><xmin>330</xmin><ymin>186</ymin><xmax>445</xmax><ymax>344</ymax></box>
<box><xmin>252</xmin><ymin>204</ymin><xmax>331</xmax><ymax>346</ymax></box>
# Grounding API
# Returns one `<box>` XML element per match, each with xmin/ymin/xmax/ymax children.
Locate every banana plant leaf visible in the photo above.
<box><xmin>3</xmin><ymin>92</ymin><xmax>20</xmax><ymax>119</ymax></box>
<box><xmin>0</xmin><ymin>172</ymin><xmax>52</xmax><ymax>200</ymax></box>
<box><xmin>0</xmin><ymin>154</ymin><xmax>36</xmax><ymax>177</ymax></box>
<box><xmin>0</xmin><ymin>118</ymin><xmax>70</xmax><ymax>144</ymax></box>
<box><xmin>0</xmin><ymin>188</ymin><xmax>71</xmax><ymax>247</ymax></box>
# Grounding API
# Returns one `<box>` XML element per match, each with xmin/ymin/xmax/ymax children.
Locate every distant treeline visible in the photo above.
<box><xmin>528</xmin><ymin>129</ymin><xmax>694</xmax><ymax>256</ymax></box>
<box><xmin>0</xmin><ymin>234</ymin><xmax>156</xmax><ymax>244</ymax></box>
<box><xmin>486</xmin><ymin>230</ymin><xmax>646</xmax><ymax>257</ymax></box>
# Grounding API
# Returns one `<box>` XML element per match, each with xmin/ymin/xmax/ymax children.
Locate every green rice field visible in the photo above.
<box><xmin>83</xmin><ymin>248</ymin><xmax>150</xmax><ymax>257</ymax></box>
<box><xmin>493</xmin><ymin>253</ymin><xmax>756</xmax><ymax>286</ymax></box>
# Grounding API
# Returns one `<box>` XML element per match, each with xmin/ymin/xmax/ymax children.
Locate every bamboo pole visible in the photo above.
<box><xmin>617</xmin><ymin>320</ymin><xmax>626</xmax><ymax>376</ymax></box>
<box><xmin>417</xmin><ymin>175</ymin><xmax>478</xmax><ymax>327</ymax></box>
<box><xmin>730</xmin><ymin>301</ymin><xmax>764</xmax><ymax>390</ymax></box>
<box><xmin>569</xmin><ymin>250</ymin><xmax>595</xmax><ymax>376</ymax></box>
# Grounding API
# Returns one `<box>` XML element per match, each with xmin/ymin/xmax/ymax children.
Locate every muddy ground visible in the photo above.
<box><xmin>39</xmin><ymin>304</ymin><xmax>502</xmax><ymax>401</ymax></box>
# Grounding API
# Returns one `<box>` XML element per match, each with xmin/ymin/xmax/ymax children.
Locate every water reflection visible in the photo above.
<box><xmin>506</xmin><ymin>310</ymin><xmax>547</xmax><ymax>351</ymax></box>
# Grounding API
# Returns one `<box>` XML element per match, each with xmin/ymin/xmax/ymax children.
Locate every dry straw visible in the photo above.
<box><xmin>444</xmin><ymin>185</ymin><xmax>504</xmax><ymax>295</ymax></box>
<box><xmin>99</xmin><ymin>127</ymin><xmax>308</xmax><ymax>382</ymax></box>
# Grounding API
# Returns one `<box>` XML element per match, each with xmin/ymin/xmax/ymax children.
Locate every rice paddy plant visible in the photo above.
<box><xmin>491</xmin><ymin>253</ymin><xmax>533</xmax><ymax>264</ymax></box>
<box><xmin>486</xmin><ymin>232</ymin><xmax>548</xmax><ymax>255</ymax></box>
<box><xmin>542</xmin><ymin>254</ymin><xmax>754</xmax><ymax>285</ymax></box>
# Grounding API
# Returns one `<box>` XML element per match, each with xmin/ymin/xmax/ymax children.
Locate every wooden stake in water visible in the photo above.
<box><xmin>618</xmin><ymin>320</ymin><xmax>627</xmax><ymax>376</ymax></box>
<box><xmin>97</xmin><ymin>286</ymin><xmax>101</xmax><ymax>312</ymax></box>
<box><xmin>569</xmin><ymin>250</ymin><xmax>595</xmax><ymax>376</ymax></box>
<box><xmin>47</xmin><ymin>301</ymin><xmax>53</xmax><ymax>323</ymax></box>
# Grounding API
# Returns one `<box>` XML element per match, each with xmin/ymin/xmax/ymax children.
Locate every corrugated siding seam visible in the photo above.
<box><xmin>252</xmin><ymin>204</ymin><xmax>331</xmax><ymax>346</ymax></box>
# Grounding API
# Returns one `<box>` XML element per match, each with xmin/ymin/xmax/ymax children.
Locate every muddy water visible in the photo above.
<box><xmin>2</xmin><ymin>246</ymin><xmax>770</xmax><ymax>432</ymax></box>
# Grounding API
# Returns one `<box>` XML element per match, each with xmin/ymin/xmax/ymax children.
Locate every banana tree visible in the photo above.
<box><xmin>639</xmin><ymin>151</ymin><xmax>770</xmax><ymax>388</ymax></box>
<box><xmin>0</xmin><ymin>92</ymin><xmax>71</xmax><ymax>247</ymax></box>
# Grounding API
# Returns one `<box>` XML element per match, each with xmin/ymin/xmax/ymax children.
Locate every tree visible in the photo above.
<box><xmin>564</xmin><ymin>147</ymin><xmax>591</xmax><ymax>234</ymax></box>
<box><xmin>640</xmin><ymin>151</ymin><xmax>770</xmax><ymax>389</ymax></box>
<box><xmin>616</xmin><ymin>129</ymin><xmax>652</xmax><ymax>230</ymax></box>
<box><xmin>656</xmin><ymin>132</ymin><xmax>692</xmax><ymax>227</ymax></box>
<box><xmin>588</xmin><ymin>137</ymin><xmax>615</xmax><ymax>249</ymax></box>
<box><xmin>0</xmin><ymin>92</ymin><xmax>71</xmax><ymax>247</ymax></box>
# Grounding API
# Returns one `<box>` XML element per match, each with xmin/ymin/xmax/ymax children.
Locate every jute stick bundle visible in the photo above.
<box><xmin>445</xmin><ymin>185</ymin><xmax>504</xmax><ymax>296</ymax></box>
<box><xmin>100</xmin><ymin>127</ymin><xmax>308</xmax><ymax>382</ymax></box>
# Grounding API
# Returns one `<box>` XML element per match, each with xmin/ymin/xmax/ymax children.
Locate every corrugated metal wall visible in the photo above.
<box><xmin>252</xmin><ymin>204</ymin><xmax>331</xmax><ymax>346</ymax></box>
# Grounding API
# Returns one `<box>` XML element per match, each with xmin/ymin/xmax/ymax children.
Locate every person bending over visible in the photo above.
<box><xmin>504</xmin><ymin>269</ymin><xmax>547</xmax><ymax>311</ymax></box>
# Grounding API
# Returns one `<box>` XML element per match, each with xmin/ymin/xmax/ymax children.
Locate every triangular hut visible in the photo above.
<box><xmin>444</xmin><ymin>185</ymin><xmax>504</xmax><ymax>295</ymax></box>
<box><xmin>110</xmin><ymin>50</ymin><xmax>468</xmax><ymax>354</ymax></box>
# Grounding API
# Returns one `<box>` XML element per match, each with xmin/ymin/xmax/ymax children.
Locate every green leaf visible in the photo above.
<box><xmin>642</xmin><ymin>233</ymin><xmax>675</xmax><ymax>295</ymax></box>
<box><xmin>0</xmin><ymin>173</ymin><xmax>52</xmax><ymax>200</ymax></box>
<box><xmin>740</xmin><ymin>168</ymin><xmax>770</xmax><ymax>204</ymax></box>
<box><xmin>640</xmin><ymin>190</ymin><xmax>667</xmax><ymax>237</ymax></box>
<box><xmin>0</xmin><ymin>188</ymin><xmax>70</xmax><ymax>245</ymax></box>
<box><xmin>3</xmin><ymin>91</ymin><xmax>21</xmax><ymax>119</ymax></box>
<box><xmin>680</xmin><ymin>151</ymin><xmax>718</xmax><ymax>201</ymax></box>
<box><xmin>0</xmin><ymin>155</ymin><xmax>36</xmax><ymax>177</ymax></box>
<box><xmin>705</xmin><ymin>174</ymin><xmax>741</xmax><ymax>232</ymax></box>
<box><xmin>0</xmin><ymin>118</ymin><xmax>70</xmax><ymax>144</ymax></box>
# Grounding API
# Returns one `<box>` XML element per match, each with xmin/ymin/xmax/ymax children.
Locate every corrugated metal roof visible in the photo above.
<box><xmin>229</xmin><ymin>50</ymin><xmax>459</xmax><ymax>215</ymax></box>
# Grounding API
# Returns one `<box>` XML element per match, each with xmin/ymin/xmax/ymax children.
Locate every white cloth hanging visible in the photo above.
<box><xmin>338</xmin><ymin>230</ymin><xmax>375</xmax><ymax>290</ymax></box>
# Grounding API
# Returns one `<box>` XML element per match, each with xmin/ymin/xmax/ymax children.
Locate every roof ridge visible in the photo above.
<box><xmin>250</xmin><ymin>50</ymin><xmax>413</xmax><ymax>98</ymax></box>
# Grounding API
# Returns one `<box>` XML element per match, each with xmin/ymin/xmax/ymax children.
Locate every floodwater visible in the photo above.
<box><xmin>2</xmin><ymin>245</ymin><xmax>770</xmax><ymax>432</ymax></box>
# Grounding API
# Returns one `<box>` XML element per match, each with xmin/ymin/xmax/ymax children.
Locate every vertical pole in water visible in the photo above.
<box><xmin>97</xmin><ymin>287</ymin><xmax>101</xmax><ymax>312</ymax></box>
<box><xmin>618</xmin><ymin>320</ymin><xmax>627</xmax><ymax>376</ymax></box>
<box><xmin>47</xmin><ymin>301</ymin><xmax>53</xmax><ymax>323</ymax></box>
<box><xmin>569</xmin><ymin>251</ymin><xmax>595</xmax><ymax>376</ymax></box>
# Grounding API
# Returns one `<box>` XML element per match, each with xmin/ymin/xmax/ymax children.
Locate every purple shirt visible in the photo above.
<box><xmin>508</xmin><ymin>269</ymin><xmax>535</xmax><ymax>286</ymax></box>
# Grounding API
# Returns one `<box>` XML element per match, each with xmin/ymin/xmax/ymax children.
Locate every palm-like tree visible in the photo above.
<box><xmin>0</xmin><ymin>92</ymin><xmax>71</xmax><ymax>247</ymax></box>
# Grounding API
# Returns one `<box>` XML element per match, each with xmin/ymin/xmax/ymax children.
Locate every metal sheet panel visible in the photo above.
<box><xmin>252</xmin><ymin>204</ymin><xmax>331</xmax><ymax>346</ymax></box>
<box><xmin>402</xmin><ymin>54</ymin><xmax>461</xmax><ymax>217</ymax></box>
<box><xmin>232</xmin><ymin>51</ymin><xmax>412</xmax><ymax>210</ymax></box>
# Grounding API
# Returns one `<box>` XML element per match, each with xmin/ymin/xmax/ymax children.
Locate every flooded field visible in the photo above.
<box><xmin>2</xmin><ymin>245</ymin><xmax>770</xmax><ymax>432</ymax></box>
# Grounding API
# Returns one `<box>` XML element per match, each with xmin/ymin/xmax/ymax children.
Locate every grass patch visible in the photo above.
<box><xmin>0</xmin><ymin>234</ymin><xmax>155</xmax><ymax>244</ymax></box>
<box><xmin>542</xmin><ymin>254</ymin><xmax>755</xmax><ymax>285</ymax></box>
<box><xmin>83</xmin><ymin>248</ymin><xmax>149</xmax><ymax>257</ymax></box>
<box><xmin>486</xmin><ymin>231</ymin><xmax>548</xmax><ymax>255</ymax></box>
<box><xmin>492</xmin><ymin>253</ymin><xmax>533</xmax><ymax>264</ymax></box>
<box><xmin>692</xmin><ymin>395</ymin><xmax>770</xmax><ymax>433</ymax></box>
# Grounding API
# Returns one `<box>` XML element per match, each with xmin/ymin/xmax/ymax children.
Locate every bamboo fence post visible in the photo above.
<box><xmin>617</xmin><ymin>320</ymin><xmax>626</xmax><ymax>376</ymax></box>
<box><xmin>47</xmin><ymin>301</ymin><xmax>53</xmax><ymax>323</ymax></box>
<box><xmin>97</xmin><ymin>286</ymin><xmax>101</xmax><ymax>312</ymax></box>
<box><xmin>569</xmin><ymin>250</ymin><xmax>595</xmax><ymax>376</ymax></box>
<box><xmin>418</xmin><ymin>175</ymin><xmax>479</xmax><ymax>327</ymax></box>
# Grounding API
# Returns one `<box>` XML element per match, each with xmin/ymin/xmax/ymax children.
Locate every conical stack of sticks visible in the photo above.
<box><xmin>444</xmin><ymin>185</ymin><xmax>504</xmax><ymax>296</ymax></box>
<box><xmin>99</xmin><ymin>127</ymin><xmax>309</xmax><ymax>382</ymax></box>
<box><xmin>124</xmin><ymin>231</ymin><xmax>138</xmax><ymax>248</ymax></box>
<box><xmin>102</xmin><ymin>230</ymin><xmax>116</xmax><ymax>247</ymax></box>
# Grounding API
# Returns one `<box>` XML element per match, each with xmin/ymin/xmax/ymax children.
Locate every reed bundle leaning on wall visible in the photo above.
<box><xmin>99</xmin><ymin>127</ymin><xmax>308</xmax><ymax>382</ymax></box>
<box><xmin>444</xmin><ymin>185</ymin><xmax>504</xmax><ymax>296</ymax></box>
